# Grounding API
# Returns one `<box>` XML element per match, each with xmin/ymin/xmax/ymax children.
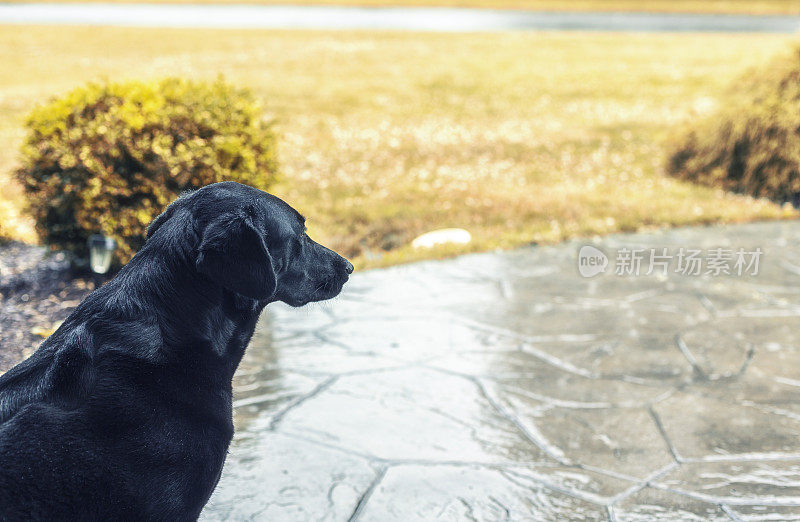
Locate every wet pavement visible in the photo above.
<box><xmin>1</xmin><ymin>4</ymin><xmax>800</xmax><ymax>33</ymax></box>
<box><xmin>203</xmin><ymin>221</ymin><xmax>800</xmax><ymax>521</ymax></box>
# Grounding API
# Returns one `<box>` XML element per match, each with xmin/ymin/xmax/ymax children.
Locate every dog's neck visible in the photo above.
<box><xmin>94</xmin><ymin>235</ymin><xmax>266</xmax><ymax>381</ymax></box>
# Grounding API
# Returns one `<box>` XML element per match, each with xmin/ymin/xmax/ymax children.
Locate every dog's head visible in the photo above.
<box><xmin>147</xmin><ymin>182</ymin><xmax>353</xmax><ymax>307</ymax></box>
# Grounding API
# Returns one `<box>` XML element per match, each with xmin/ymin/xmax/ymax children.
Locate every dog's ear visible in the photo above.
<box><xmin>195</xmin><ymin>211</ymin><xmax>277</xmax><ymax>300</ymax></box>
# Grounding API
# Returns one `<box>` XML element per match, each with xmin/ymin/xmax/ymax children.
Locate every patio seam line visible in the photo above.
<box><xmin>674</xmin><ymin>334</ymin><xmax>707</xmax><ymax>379</ymax></box>
<box><xmin>745</xmin><ymin>402</ymin><xmax>800</xmax><ymax>422</ymax></box>
<box><xmin>269</xmin><ymin>426</ymin><xmax>653</xmax><ymax>475</ymax></box>
<box><xmin>624</xmin><ymin>289</ymin><xmax>663</xmax><ymax>303</ymax></box>
<box><xmin>313</xmin><ymin>363</ymin><xmax>422</xmax><ymax>379</ymax></box>
<box><xmin>267</xmin><ymin>375</ymin><xmax>338</xmax><ymax>430</ymax></box>
<box><xmin>696</xmin><ymin>293</ymin><xmax>719</xmax><ymax>317</ymax></box>
<box><xmin>347</xmin><ymin>465</ymin><xmax>387</xmax><ymax>522</ymax></box>
<box><xmin>720</xmin><ymin>504</ymin><xmax>745</xmax><ymax>522</ymax></box>
<box><xmin>651</xmin><ymin>483</ymin><xmax>800</xmax><ymax>507</ymax></box>
<box><xmin>311</xmin><ymin>333</ymin><xmax>445</xmax><ymax>369</ymax></box>
<box><xmin>735</xmin><ymin>345</ymin><xmax>756</xmax><ymax>377</ymax></box>
<box><xmin>647</xmin><ymin>406</ymin><xmax>682</xmax><ymax>464</ymax></box>
<box><xmin>608</xmin><ymin>462</ymin><xmax>679</xmax><ymax>506</ymax></box>
<box><xmin>575</xmin><ymin>463</ymin><xmax>642</xmax><ymax>484</ymax></box>
<box><xmin>276</xmin><ymin>430</ymin><xmax>377</xmax><ymax>462</ymax></box>
<box><xmin>679</xmin><ymin>385</ymin><xmax>800</xmax><ymax>428</ymax></box>
<box><xmin>450</xmin><ymin>315</ymin><xmax>599</xmax><ymax>349</ymax></box>
<box><xmin>500</xmin><ymin>467</ymin><xmax>616</xmax><ymax>507</ymax></box>
<box><xmin>684</xmin><ymin>452</ymin><xmax>800</xmax><ymax>463</ymax></box>
<box><xmin>505</xmin><ymin>381</ymin><xmax>662</xmax><ymax>409</ymax></box>
<box><xmin>471</xmin><ymin>375</ymin><xmax>570</xmax><ymax>465</ymax></box>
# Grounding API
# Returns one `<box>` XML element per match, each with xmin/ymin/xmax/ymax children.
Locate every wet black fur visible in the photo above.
<box><xmin>0</xmin><ymin>182</ymin><xmax>352</xmax><ymax>520</ymax></box>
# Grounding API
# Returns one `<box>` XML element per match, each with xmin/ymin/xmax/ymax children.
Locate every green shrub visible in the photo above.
<box><xmin>666</xmin><ymin>45</ymin><xmax>800</xmax><ymax>203</ymax></box>
<box><xmin>16</xmin><ymin>77</ymin><xmax>279</xmax><ymax>262</ymax></box>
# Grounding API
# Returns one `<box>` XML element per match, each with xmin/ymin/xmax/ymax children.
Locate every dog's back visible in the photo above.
<box><xmin>0</xmin><ymin>297</ymin><xmax>231</xmax><ymax>520</ymax></box>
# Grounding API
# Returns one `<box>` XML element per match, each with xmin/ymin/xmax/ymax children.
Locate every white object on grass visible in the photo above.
<box><xmin>411</xmin><ymin>228</ymin><xmax>471</xmax><ymax>249</ymax></box>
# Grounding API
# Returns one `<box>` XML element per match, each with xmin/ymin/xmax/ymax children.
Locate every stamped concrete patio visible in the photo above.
<box><xmin>202</xmin><ymin>221</ymin><xmax>800</xmax><ymax>521</ymax></box>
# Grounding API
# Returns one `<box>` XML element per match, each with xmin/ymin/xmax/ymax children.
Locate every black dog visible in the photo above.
<box><xmin>0</xmin><ymin>182</ymin><xmax>352</xmax><ymax>520</ymax></box>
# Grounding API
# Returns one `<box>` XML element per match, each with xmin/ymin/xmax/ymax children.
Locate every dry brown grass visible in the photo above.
<box><xmin>667</xmin><ymin>44</ymin><xmax>800</xmax><ymax>203</ymax></box>
<box><xmin>0</xmin><ymin>27</ymin><xmax>795</xmax><ymax>267</ymax></box>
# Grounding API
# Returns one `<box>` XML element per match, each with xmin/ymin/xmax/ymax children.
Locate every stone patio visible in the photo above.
<box><xmin>202</xmin><ymin>221</ymin><xmax>800</xmax><ymax>521</ymax></box>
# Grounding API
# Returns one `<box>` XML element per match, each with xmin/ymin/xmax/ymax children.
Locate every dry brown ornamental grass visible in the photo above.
<box><xmin>666</xmin><ymin>43</ymin><xmax>800</xmax><ymax>205</ymax></box>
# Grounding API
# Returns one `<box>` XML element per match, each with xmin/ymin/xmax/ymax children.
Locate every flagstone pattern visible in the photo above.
<box><xmin>202</xmin><ymin>221</ymin><xmax>800</xmax><ymax>521</ymax></box>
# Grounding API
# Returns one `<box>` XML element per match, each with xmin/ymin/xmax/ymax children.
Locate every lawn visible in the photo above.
<box><xmin>0</xmin><ymin>27</ymin><xmax>795</xmax><ymax>268</ymax></box>
<box><xmin>5</xmin><ymin>1</ymin><xmax>800</xmax><ymax>14</ymax></box>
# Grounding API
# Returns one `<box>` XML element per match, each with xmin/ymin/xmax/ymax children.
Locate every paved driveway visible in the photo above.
<box><xmin>202</xmin><ymin>221</ymin><xmax>800</xmax><ymax>521</ymax></box>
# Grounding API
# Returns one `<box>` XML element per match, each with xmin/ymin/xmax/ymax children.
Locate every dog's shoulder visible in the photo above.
<box><xmin>0</xmin><ymin>305</ymin><xmax>129</xmax><ymax>425</ymax></box>
<box><xmin>0</xmin><ymin>343</ymin><xmax>56</xmax><ymax>424</ymax></box>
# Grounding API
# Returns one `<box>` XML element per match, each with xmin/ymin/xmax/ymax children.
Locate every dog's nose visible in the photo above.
<box><xmin>344</xmin><ymin>260</ymin><xmax>354</xmax><ymax>274</ymax></box>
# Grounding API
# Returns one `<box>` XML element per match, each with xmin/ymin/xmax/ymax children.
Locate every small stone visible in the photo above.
<box><xmin>411</xmin><ymin>228</ymin><xmax>471</xmax><ymax>249</ymax></box>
